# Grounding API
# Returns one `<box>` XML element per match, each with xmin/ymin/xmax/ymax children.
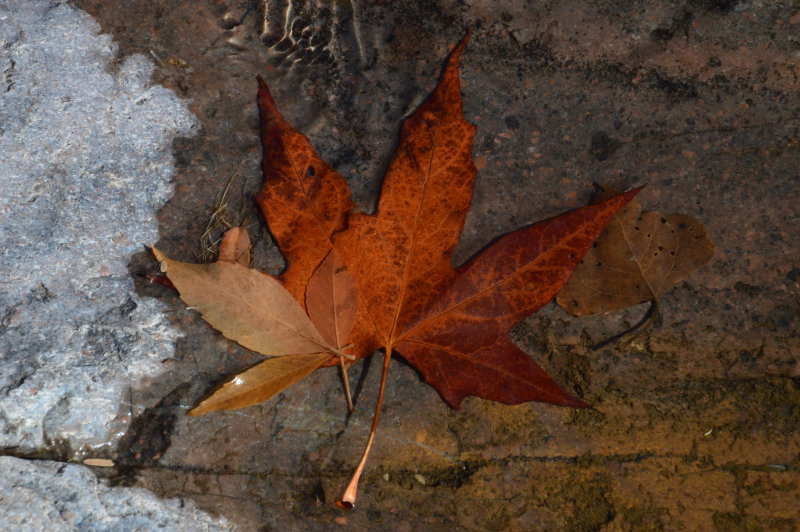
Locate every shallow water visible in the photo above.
<box><xmin>63</xmin><ymin>1</ymin><xmax>800</xmax><ymax>529</ymax></box>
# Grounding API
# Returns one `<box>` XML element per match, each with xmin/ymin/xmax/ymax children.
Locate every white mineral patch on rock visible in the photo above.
<box><xmin>0</xmin><ymin>0</ymin><xmax>196</xmax><ymax>452</ymax></box>
<box><xmin>0</xmin><ymin>456</ymin><xmax>233</xmax><ymax>530</ymax></box>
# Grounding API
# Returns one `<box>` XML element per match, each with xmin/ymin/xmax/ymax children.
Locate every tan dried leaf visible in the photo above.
<box><xmin>189</xmin><ymin>352</ymin><xmax>331</xmax><ymax>416</ymax></box>
<box><xmin>218</xmin><ymin>226</ymin><xmax>251</xmax><ymax>266</ymax></box>
<box><xmin>152</xmin><ymin>247</ymin><xmax>336</xmax><ymax>356</ymax></box>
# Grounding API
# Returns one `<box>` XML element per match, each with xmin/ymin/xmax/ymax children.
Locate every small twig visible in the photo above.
<box><xmin>197</xmin><ymin>164</ymin><xmax>242</xmax><ymax>261</ymax></box>
<box><xmin>149</xmin><ymin>50</ymin><xmax>168</xmax><ymax>68</ymax></box>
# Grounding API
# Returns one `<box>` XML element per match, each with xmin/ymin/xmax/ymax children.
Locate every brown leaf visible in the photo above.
<box><xmin>152</xmin><ymin>247</ymin><xmax>336</xmax><ymax>357</ymax></box>
<box><xmin>189</xmin><ymin>352</ymin><xmax>331</xmax><ymax>416</ymax></box>
<box><xmin>305</xmin><ymin>248</ymin><xmax>358</xmax><ymax>349</ymax></box>
<box><xmin>218</xmin><ymin>226</ymin><xmax>251</xmax><ymax>266</ymax></box>
<box><xmin>556</xmin><ymin>184</ymin><xmax>714</xmax><ymax>316</ymax></box>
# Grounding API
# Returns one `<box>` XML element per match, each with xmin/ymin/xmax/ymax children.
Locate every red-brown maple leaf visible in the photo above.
<box><xmin>256</xmin><ymin>33</ymin><xmax>638</xmax><ymax>410</ymax></box>
<box><xmin>255</xmin><ymin>32</ymin><xmax>638</xmax><ymax>508</ymax></box>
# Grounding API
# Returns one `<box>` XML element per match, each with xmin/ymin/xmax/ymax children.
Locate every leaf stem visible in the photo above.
<box><xmin>591</xmin><ymin>300</ymin><xmax>659</xmax><ymax>350</ymax></box>
<box><xmin>339</xmin><ymin>356</ymin><xmax>354</xmax><ymax>413</ymax></box>
<box><xmin>335</xmin><ymin>346</ymin><xmax>393</xmax><ymax>510</ymax></box>
<box><xmin>333</xmin><ymin>350</ymin><xmax>355</xmax><ymax>361</ymax></box>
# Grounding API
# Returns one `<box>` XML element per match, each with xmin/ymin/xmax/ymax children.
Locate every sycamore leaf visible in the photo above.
<box><xmin>152</xmin><ymin>247</ymin><xmax>337</xmax><ymax>357</ymax></box>
<box><xmin>333</xmin><ymin>35</ymin><xmax>477</xmax><ymax>359</ymax></box>
<box><xmin>218</xmin><ymin>226</ymin><xmax>251</xmax><ymax>266</ymax></box>
<box><xmin>556</xmin><ymin>184</ymin><xmax>714</xmax><ymax>316</ymax></box>
<box><xmin>325</xmin><ymin>35</ymin><xmax>638</xmax><ymax>409</ymax></box>
<box><xmin>189</xmin><ymin>352</ymin><xmax>331</xmax><ymax>416</ymax></box>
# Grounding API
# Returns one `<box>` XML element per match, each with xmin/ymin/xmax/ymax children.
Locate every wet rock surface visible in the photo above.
<box><xmin>5</xmin><ymin>0</ymin><xmax>799</xmax><ymax>529</ymax></box>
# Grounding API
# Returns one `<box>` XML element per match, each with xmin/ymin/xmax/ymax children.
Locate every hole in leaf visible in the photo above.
<box><xmin>660</xmin><ymin>217</ymin><xmax>666</xmax><ymax>223</ymax></box>
<box><xmin>307</xmin><ymin>166</ymin><xmax>316</xmax><ymax>177</ymax></box>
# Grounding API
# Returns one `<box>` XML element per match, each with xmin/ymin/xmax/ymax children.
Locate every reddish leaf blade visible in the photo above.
<box><xmin>396</xmin><ymin>339</ymin><xmax>587</xmax><ymax>409</ymax></box>
<box><xmin>334</xmin><ymin>33</ymin><xmax>476</xmax><ymax>349</ymax></box>
<box><xmin>396</xmin><ymin>189</ymin><xmax>640</xmax><ymax>408</ymax></box>
<box><xmin>305</xmin><ymin>248</ymin><xmax>358</xmax><ymax>349</ymax></box>
<box><xmin>146</xmin><ymin>273</ymin><xmax>175</xmax><ymax>290</ymax></box>
<box><xmin>255</xmin><ymin>77</ymin><xmax>355</xmax><ymax>301</ymax></box>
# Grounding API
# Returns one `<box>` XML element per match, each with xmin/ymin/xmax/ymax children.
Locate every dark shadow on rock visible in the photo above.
<box><xmin>589</xmin><ymin>131</ymin><xmax>622</xmax><ymax>161</ymax></box>
<box><xmin>113</xmin><ymin>382</ymin><xmax>196</xmax><ymax>486</ymax></box>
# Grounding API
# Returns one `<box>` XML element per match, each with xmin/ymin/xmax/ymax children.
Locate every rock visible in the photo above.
<box><xmin>0</xmin><ymin>456</ymin><xmax>232</xmax><ymax>531</ymax></box>
<box><xmin>0</xmin><ymin>0</ymin><xmax>233</xmax><ymax>527</ymax></box>
<box><xmin>0</xmin><ymin>0</ymin><xmax>195</xmax><ymax>453</ymax></box>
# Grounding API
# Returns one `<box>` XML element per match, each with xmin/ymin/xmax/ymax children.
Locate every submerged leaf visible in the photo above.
<box><xmin>556</xmin><ymin>184</ymin><xmax>714</xmax><ymax>316</ymax></box>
